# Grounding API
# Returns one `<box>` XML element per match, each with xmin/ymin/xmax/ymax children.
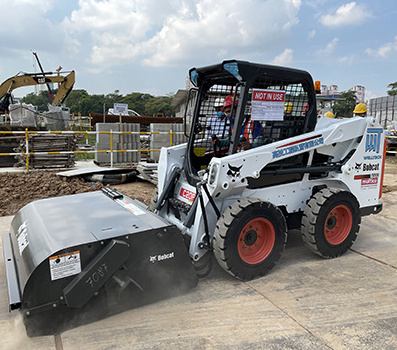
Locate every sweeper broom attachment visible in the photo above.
<box><xmin>3</xmin><ymin>188</ymin><xmax>198</xmax><ymax>336</ymax></box>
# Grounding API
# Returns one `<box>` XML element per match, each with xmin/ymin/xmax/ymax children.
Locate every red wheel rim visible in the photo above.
<box><xmin>237</xmin><ymin>218</ymin><xmax>275</xmax><ymax>264</ymax></box>
<box><xmin>324</xmin><ymin>204</ymin><xmax>352</xmax><ymax>245</ymax></box>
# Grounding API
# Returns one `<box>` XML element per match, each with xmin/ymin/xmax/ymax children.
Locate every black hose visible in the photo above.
<box><xmin>198</xmin><ymin>186</ymin><xmax>211</xmax><ymax>250</ymax></box>
<box><xmin>202</xmin><ymin>183</ymin><xmax>221</xmax><ymax>218</ymax></box>
<box><xmin>83</xmin><ymin>170</ymin><xmax>138</xmax><ymax>185</ymax></box>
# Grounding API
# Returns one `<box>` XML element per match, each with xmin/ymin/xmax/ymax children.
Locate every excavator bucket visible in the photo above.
<box><xmin>2</xmin><ymin>188</ymin><xmax>198</xmax><ymax>336</ymax></box>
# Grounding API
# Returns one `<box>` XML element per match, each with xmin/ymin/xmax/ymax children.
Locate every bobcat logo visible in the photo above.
<box><xmin>355</xmin><ymin>162</ymin><xmax>362</xmax><ymax>170</ymax></box>
<box><xmin>227</xmin><ymin>164</ymin><xmax>243</xmax><ymax>180</ymax></box>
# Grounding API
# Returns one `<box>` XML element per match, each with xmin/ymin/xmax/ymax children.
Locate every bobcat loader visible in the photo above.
<box><xmin>3</xmin><ymin>60</ymin><xmax>385</xmax><ymax>336</ymax></box>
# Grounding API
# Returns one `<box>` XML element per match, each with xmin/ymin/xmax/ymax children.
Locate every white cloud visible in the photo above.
<box><xmin>63</xmin><ymin>0</ymin><xmax>302</xmax><ymax>69</ymax></box>
<box><xmin>320</xmin><ymin>2</ymin><xmax>371</xmax><ymax>27</ymax></box>
<box><xmin>337</xmin><ymin>55</ymin><xmax>354</xmax><ymax>66</ymax></box>
<box><xmin>365</xmin><ymin>36</ymin><xmax>397</xmax><ymax>58</ymax></box>
<box><xmin>271</xmin><ymin>49</ymin><xmax>293</xmax><ymax>65</ymax></box>
<box><xmin>365</xmin><ymin>89</ymin><xmax>381</xmax><ymax>101</ymax></box>
<box><xmin>308</xmin><ymin>30</ymin><xmax>316</xmax><ymax>39</ymax></box>
<box><xmin>0</xmin><ymin>0</ymin><xmax>79</xmax><ymax>71</ymax></box>
<box><xmin>316</xmin><ymin>37</ymin><xmax>339</xmax><ymax>56</ymax></box>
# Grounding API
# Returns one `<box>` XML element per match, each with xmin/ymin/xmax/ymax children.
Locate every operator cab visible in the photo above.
<box><xmin>184</xmin><ymin>60</ymin><xmax>318</xmax><ymax>186</ymax></box>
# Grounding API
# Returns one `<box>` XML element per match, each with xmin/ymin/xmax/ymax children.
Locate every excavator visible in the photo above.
<box><xmin>0</xmin><ymin>69</ymin><xmax>75</xmax><ymax>165</ymax></box>
<box><xmin>0</xmin><ymin>70</ymin><xmax>75</xmax><ymax>113</ymax></box>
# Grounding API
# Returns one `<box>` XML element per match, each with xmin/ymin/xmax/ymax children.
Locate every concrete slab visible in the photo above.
<box><xmin>1</xmin><ymin>194</ymin><xmax>397</xmax><ymax>349</ymax></box>
<box><xmin>0</xmin><ymin>160</ymin><xmax>99</xmax><ymax>174</ymax></box>
<box><xmin>61</xmin><ymin>265</ymin><xmax>329</xmax><ymax>350</ymax></box>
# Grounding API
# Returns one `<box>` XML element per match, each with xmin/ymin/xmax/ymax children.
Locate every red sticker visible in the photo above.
<box><xmin>179</xmin><ymin>188</ymin><xmax>196</xmax><ymax>203</ymax></box>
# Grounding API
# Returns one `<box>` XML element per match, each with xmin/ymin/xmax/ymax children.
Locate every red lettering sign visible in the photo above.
<box><xmin>361</xmin><ymin>178</ymin><xmax>378</xmax><ymax>185</ymax></box>
<box><xmin>179</xmin><ymin>188</ymin><xmax>196</xmax><ymax>202</ymax></box>
<box><xmin>253</xmin><ymin>90</ymin><xmax>285</xmax><ymax>102</ymax></box>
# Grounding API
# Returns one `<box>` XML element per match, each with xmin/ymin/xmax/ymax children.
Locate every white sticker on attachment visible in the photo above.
<box><xmin>115</xmin><ymin>198</ymin><xmax>146</xmax><ymax>215</ymax></box>
<box><xmin>49</xmin><ymin>251</ymin><xmax>81</xmax><ymax>281</ymax></box>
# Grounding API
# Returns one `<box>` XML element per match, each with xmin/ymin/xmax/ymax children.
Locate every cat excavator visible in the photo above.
<box><xmin>0</xmin><ymin>70</ymin><xmax>75</xmax><ymax>113</ymax></box>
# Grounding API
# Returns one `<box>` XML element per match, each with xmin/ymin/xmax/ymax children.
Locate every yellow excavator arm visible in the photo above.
<box><xmin>0</xmin><ymin>71</ymin><xmax>75</xmax><ymax>112</ymax></box>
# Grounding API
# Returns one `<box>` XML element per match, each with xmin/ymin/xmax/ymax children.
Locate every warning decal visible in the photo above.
<box><xmin>49</xmin><ymin>251</ymin><xmax>81</xmax><ymax>281</ymax></box>
<box><xmin>17</xmin><ymin>220</ymin><xmax>29</xmax><ymax>256</ymax></box>
<box><xmin>115</xmin><ymin>198</ymin><xmax>146</xmax><ymax>215</ymax></box>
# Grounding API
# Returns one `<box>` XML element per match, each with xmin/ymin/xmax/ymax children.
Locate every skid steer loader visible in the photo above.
<box><xmin>3</xmin><ymin>60</ymin><xmax>385</xmax><ymax>336</ymax></box>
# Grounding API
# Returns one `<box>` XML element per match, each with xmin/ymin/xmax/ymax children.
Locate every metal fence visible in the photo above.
<box><xmin>369</xmin><ymin>95</ymin><xmax>397</xmax><ymax>128</ymax></box>
<box><xmin>0</xmin><ymin>129</ymin><xmax>187</xmax><ymax>171</ymax></box>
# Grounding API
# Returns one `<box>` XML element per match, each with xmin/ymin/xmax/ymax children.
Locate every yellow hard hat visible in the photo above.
<box><xmin>284</xmin><ymin>102</ymin><xmax>294</xmax><ymax>114</ymax></box>
<box><xmin>353</xmin><ymin>103</ymin><xmax>367</xmax><ymax>114</ymax></box>
<box><xmin>325</xmin><ymin>111</ymin><xmax>335</xmax><ymax>118</ymax></box>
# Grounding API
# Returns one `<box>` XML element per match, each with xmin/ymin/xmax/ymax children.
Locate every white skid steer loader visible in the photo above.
<box><xmin>3</xmin><ymin>60</ymin><xmax>385</xmax><ymax>336</ymax></box>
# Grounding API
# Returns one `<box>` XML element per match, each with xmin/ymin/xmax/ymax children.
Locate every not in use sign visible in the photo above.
<box><xmin>251</xmin><ymin>89</ymin><xmax>285</xmax><ymax>121</ymax></box>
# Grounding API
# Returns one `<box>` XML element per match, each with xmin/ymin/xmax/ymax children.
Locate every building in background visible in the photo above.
<box><xmin>328</xmin><ymin>85</ymin><xmax>339</xmax><ymax>98</ymax></box>
<box><xmin>352</xmin><ymin>85</ymin><xmax>365</xmax><ymax>103</ymax></box>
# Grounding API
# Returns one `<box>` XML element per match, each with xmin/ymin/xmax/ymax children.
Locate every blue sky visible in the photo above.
<box><xmin>1</xmin><ymin>0</ymin><xmax>396</xmax><ymax>102</ymax></box>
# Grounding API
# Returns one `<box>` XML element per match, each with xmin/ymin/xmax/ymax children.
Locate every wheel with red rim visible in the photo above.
<box><xmin>237</xmin><ymin>217</ymin><xmax>275</xmax><ymax>265</ymax></box>
<box><xmin>213</xmin><ymin>198</ymin><xmax>287</xmax><ymax>281</ymax></box>
<box><xmin>324</xmin><ymin>204</ymin><xmax>353</xmax><ymax>245</ymax></box>
<box><xmin>301</xmin><ymin>188</ymin><xmax>360</xmax><ymax>258</ymax></box>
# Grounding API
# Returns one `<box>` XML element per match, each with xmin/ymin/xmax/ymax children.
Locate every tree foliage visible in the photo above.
<box><xmin>21</xmin><ymin>90</ymin><xmax>53</xmax><ymax>111</ymax></box>
<box><xmin>21</xmin><ymin>89</ymin><xmax>176</xmax><ymax>116</ymax></box>
<box><xmin>332</xmin><ymin>90</ymin><xmax>357</xmax><ymax>118</ymax></box>
<box><xmin>387</xmin><ymin>82</ymin><xmax>397</xmax><ymax>96</ymax></box>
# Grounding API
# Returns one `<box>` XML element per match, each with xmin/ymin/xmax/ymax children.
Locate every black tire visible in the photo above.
<box><xmin>149</xmin><ymin>187</ymin><xmax>158</xmax><ymax>211</ymax></box>
<box><xmin>301</xmin><ymin>188</ymin><xmax>360</xmax><ymax>258</ymax></box>
<box><xmin>213</xmin><ymin>198</ymin><xmax>287</xmax><ymax>281</ymax></box>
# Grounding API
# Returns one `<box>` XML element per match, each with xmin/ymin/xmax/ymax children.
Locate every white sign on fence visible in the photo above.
<box><xmin>113</xmin><ymin>103</ymin><xmax>128</xmax><ymax>115</ymax></box>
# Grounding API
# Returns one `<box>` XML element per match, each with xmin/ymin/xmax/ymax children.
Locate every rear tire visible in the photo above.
<box><xmin>213</xmin><ymin>198</ymin><xmax>287</xmax><ymax>281</ymax></box>
<box><xmin>301</xmin><ymin>188</ymin><xmax>360</xmax><ymax>258</ymax></box>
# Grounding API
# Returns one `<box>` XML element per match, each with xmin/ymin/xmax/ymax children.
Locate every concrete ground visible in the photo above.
<box><xmin>0</xmin><ymin>192</ymin><xmax>397</xmax><ymax>349</ymax></box>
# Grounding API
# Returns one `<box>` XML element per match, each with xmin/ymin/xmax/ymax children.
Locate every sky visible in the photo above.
<box><xmin>1</xmin><ymin>0</ymin><xmax>397</xmax><ymax>102</ymax></box>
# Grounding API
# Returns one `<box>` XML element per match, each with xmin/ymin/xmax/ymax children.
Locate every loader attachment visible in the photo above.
<box><xmin>2</xmin><ymin>188</ymin><xmax>198</xmax><ymax>336</ymax></box>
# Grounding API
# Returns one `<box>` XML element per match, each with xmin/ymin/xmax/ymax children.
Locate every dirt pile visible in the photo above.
<box><xmin>0</xmin><ymin>171</ymin><xmax>157</xmax><ymax>217</ymax></box>
<box><xmin>0</xmin><ymin>172</ymin><xmax>104</xmax><ymax>217</ymax></box>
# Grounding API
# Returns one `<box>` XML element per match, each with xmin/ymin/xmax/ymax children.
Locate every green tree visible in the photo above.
<box><xmin>144</xmin><ymin>95</ymin><xmax>175</xmax><ymax>116</ymax></box>
<box><xmin>120</xmin><ymin>92</ymin><xmax>153</xmax><ymax>115</ymax></box>
<box><xmin>21</xmin><ymin>89</ymin><xmax>176</xmax><ymax>116</ymax></box>
<box><xmin>64</xmin><ymin>89</ymin><xmax>89</xmax><ymax>113</ymax></box>
<box><xmin>105</xmin><ymin>90</ymin><xmax>123</xmax><ymax>105</ymax></box>
<box><xmin>78</xmin><ymin>94</ymin><xmax>107</xmax><ymax>115</ymax></box>
<box><xmin>332</xmin><ymin>90</ymin><xmax>357</xmax><ymax>118</ymax></box>
<box><xmin>21</xmin><ymin>90</ymin><xmax>52</xmax><ymax>111</ymax></box>
<box><xmin>387</xmin><ymin>82</ymin><xmax>397</xmax><ymax>96</ymax></box>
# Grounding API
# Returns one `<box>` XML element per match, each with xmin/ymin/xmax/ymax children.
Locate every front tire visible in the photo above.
<box><xmin>213</xmin><ymin>198</ymin><xmax>287</xmax><ymax>281</ymax></box>
<box><xmin>301</xmin><ymin>188</ymin><xmax>360</xmax><ymax>258</ymax></box>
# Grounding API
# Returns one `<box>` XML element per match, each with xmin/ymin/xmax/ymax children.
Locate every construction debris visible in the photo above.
<box><xmin>136</xmin><ymin>161</ymin><xmax>158</xmax><ymax>184</ymax></box>
<box><xmin>58</xmin><ymin>167</ymin><xmax>139</xmax><ymax>185</ymax></box>
<box><xmin>14</xmin><ymin>134</ymin><xmax>80</xmax><ymax>169</ymax></box>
